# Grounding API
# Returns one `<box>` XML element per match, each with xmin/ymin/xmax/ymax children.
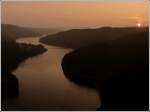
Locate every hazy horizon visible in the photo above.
<box><xmin>2</xmin><ymin>0</ymin><xmax>149</xmax><ymax>29</ymax></box>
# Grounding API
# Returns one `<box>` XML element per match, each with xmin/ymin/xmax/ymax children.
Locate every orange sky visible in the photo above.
<box><xmin>2</xmin><ymin>1</ymin><xmax>149</xmax><ymax>28</ymax></box>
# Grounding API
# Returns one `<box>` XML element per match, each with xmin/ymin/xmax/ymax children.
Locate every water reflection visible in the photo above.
<box><xmin>3</xmin><ymin>37</ymin><xmax>100</xmax><ymax>111</ymax></box>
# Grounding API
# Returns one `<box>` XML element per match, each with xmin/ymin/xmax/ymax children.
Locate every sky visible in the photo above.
<box><xmin>1</xmin><ymin>0</ymin><xmax>149</xmax><ymax>28</ymax></box>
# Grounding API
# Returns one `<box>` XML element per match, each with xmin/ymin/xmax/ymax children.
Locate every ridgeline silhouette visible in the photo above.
<box><xmin>40</xmin><ymin>27</ymin><xmax>147</xmax><ymax>49</ymax></box>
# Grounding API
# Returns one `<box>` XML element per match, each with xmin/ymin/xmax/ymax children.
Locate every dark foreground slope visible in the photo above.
<box><xmin>40</xmin><ymin>27</ymin><xmax>146</xmax><ymax>49</ymax></box>
<box><xmin>62</xmin><ymin>28</ymin><xmax>149</xmax><ymax>111</ymax></box>
<box><xmin>1</xmin><ymin>27</ymin><xmax>47</xmax><ymax>108</ymax></box>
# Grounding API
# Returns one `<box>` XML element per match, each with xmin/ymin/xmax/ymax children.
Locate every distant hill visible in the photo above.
<box><xmin>28</xmin><ymin>27</ymin><xmax>63</xmax><ymax>35</ymax></box>
<box><xmin>40</xmin><ymin>27</ymin><xmax>147</xmax><ymax>49</ymax></box>
<box><xmin>1</xmin><ymin>24</ymin><xmax>40</xmax><ymax>40</ymax></box>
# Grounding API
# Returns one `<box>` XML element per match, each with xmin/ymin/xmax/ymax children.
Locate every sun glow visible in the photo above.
<box><xmin>137</xmin><ymin>23</ymin><xmax>141</xmax><ymax>27</ymax></box>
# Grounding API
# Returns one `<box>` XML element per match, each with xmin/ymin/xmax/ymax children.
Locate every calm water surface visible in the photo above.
<box><xmin>7</xmin><ymin>37</ymin><xmax>100</xmax><ymax>110</ymax></box>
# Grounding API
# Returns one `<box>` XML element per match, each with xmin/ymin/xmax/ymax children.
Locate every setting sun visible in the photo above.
<box><xmin>137</xmin><ymin>23</ymin><xmax>141</xmax><ymax>27</ymax></box>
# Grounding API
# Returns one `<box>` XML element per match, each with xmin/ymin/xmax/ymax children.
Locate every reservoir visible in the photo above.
<box><xmin>6</xmin><ymin>37</ymin><xmax>100</xmax><ymax>110</ymax></box>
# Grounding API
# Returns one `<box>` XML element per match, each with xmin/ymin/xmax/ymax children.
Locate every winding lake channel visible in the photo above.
<box><xmin>7</xmin><ymin>37</ymin><xmax>100</xmax><ymax>110</ymax></box>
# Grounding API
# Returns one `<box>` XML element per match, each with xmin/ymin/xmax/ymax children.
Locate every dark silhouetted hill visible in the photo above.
<box><xmin>62</xmin><ymin>28</ymin><xmax>149</xmax><ymax>110</ymax></box>
<box><xmin>1</xmin><ymin>24</ymin><xmax>47</xmax><ymax>101</ymax></box>
<box><xmin>40</xmin><ymin>27</ymin><xmax>147</xmax><ymax>49</ymax></box>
